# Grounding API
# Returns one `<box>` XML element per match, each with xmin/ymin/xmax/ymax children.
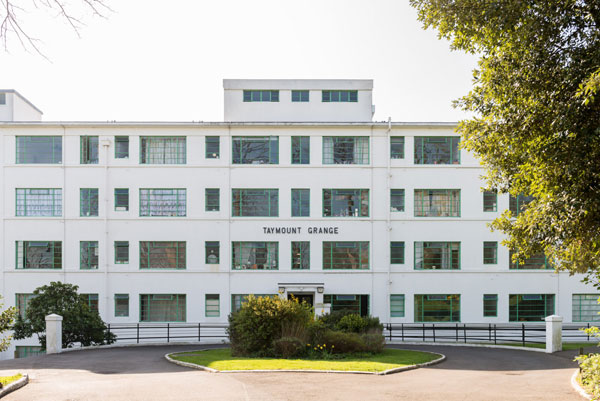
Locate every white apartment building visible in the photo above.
<box><xmin>0</xmin><ymin>80</ymin><xmax>597</xmax><ymax>359</ymax></box>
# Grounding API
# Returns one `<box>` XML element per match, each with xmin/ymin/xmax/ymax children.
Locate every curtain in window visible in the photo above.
<box><xmin>353</xmin><ymin>137</ymin><xmax>369</xmax><ymax>164</ymax></box>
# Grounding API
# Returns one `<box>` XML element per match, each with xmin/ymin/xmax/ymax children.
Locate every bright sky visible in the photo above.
<box><xmin>0</xmin><ymin>0</ymin><xmax>478</xmax><ymax>122</ymax></box>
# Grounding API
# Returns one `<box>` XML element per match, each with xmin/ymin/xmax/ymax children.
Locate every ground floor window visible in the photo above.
<box><xmin>508</xmin><ymin>294</ymin><xmax>554</xmax><ymax>322</ymax></box>
<box><xmin>205</xmin><ymin>294</ymin><xmax>220</xmax><ymax>317</ymax></box>
<box><xmin>483</xmin><ymin>294</ymin><xmax>498</xmax><ymax>317</ymax></box>
<box><xmin>115</xmin><ymin>294</ymin><xmax>129</xmax><ymax>317</ymax></box>
<box><xmin>231</xmin><ymin>294</ymin><xmax>277</xmax><ymax>313</ymax></box>
<box><xmin>15</xmin><ymin>346</ymin><xmax>44</xmax><ymax>359</ymax></box>
<box><xmin>16</xmin><ymin>293</ymin><xmax>35</xmax><ymax>318</ymax></box>
<box><xmin>140</xmin><ymin>294</ymin><xmax>186</xmax><ymax>322</ymax></box>
<box><xmin>572</xmin><ymin>294</ymin><xmax>600</xmax><ymax>322</ymax></box>
<box><xmin>414</xmin><ymin>294</ymin><xmax>460</xmax><ymax>322</ymax></box>
<box><xmin>323</xmin><ymin>294</ymin><xmax>369</xmax><ymax>316</ymax></box>
<box><xmin>390</xmin><ymin>294</ymin><xmax>405</xmax><ymax>317</ymax></box>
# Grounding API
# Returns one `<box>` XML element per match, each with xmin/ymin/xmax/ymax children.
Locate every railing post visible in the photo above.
<box><xmin>456</xmin><ymin>323</ymin><xmax>458</xmax><ymax>342</ymax></box>
<box><xmin>432</xmin><ymin>324</ymin><xmax>436</xmax><ymax>342</ymax></box>
<box><xmin>522</xmin><ymin>323</ymin><xmax>525</xmax><ymax>346</ymax></box>
<box><xmin>167</xmin><ymin>323</ymin><xmax>170</xmax><ymax>343</ymax></box>
<box><xmin>488</xmin><ymin>323</ymin><xmax>491</xmax><ymax>342</ymax></box>
<box><xmin>494</xmin><ymin>324</ymin><xmax>497</xmax><ymax>345</ymax></box>
<box><xmin>423</xmin><ymin>324</ymin><xmax>425</xmax><ymax>342</ymax></box>
<box><xmin>545</xmin><ymin>315</ymin><xmax>563</xmax><ymax>353</ymax></box>
<box><xmin>198</xmin><ymin>323</ymin><xmax>201</xmax><ymax>342</ymax></box>
<box><xmin>401</xmin><ymin>323</ymin><xmax>404</xmax><ymax>341</ymax></box>
<box><xmin>107</xmin><ymin>323</ymin><xmax>111</xmax><ymax>343</ymax></box>
<box><xmin>463</xmin><ymin>324</ymin><xmax>466</xmax><ymax>343</ymax></box>
<box><xmin>588</xmin><ymin>323</ymin><xmax>590</xmax><ymax>341</ymax></box>
<box><xmin>137</xmin><ymin>323</ymin><xmax>140</xmax><ymax>344</ymax></box>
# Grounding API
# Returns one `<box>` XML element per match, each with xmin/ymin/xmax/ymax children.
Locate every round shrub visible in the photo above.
<box><xmin>273</xmin><ymin>336</ymin><xmax>305</xmax><ymax>358</ymax></box>
<box><xmin>320</xmin><ymin>330</ymin><xmax>366</xmax><ymax>354</ymax></box>
<box><xmin>336</xmin><ymin>314</ymin><xmax>367</xmax><ymax>333</ymax></box>
<box><xmin>360</xmin><ymin>333</ymin><xmax>385</xmax><ymax>353</ymax></box>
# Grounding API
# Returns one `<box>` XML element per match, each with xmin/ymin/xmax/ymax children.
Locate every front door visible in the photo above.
<box><xmin>288</xmin><ymin>292</ymin><xmax>314</xmax><ymax>306</ymax></box>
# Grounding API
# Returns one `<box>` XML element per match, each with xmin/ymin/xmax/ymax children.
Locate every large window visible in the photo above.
<box><xmin>323</xmin><ymin>137</ymin><xmax>369</xmax><ymax>164</ymax></box>
<box><xmin>205</xmin><ymin>136</ymin><xmax>220</xmax><ymax>159</ymax></box>
<box><xmin>82</xmin><ymin>293</ymin><xmax>99</xmax><ymax>313</ymax></box>
<box><xmin>139</xmin><ymin>241</ymin><xmax>186</xmax><ymax>269</ymax></box>
<box><xmin>232</xmin><ymin>242</ymin><xmax>278</xmax><ymax>270</ymax></box>
<box><xmin>414</xmin><ymin>189</ymin><xmax>460</xmax><ymax>217</ymax></box>
<box><xmin>205</xmin><ymin>188</ymin><xmax>220</xmax><ymax>212</ymax></box>
<box><xmin>292</xmin><ymin>189</ymin><xmax>310</xmax><ymax>217</ymax></box>
<box><xmin>16</xmin><ymin>293</ymin><xmax>35</xmax><ymax>318</ymax></box>
<box><xmin>140</xmin><ymin>137</ymin><xmax>186</xmax><ymax>164</ymax></box>
<box><xmin>114</xmin><ymin>241</ymin><xmax>129</xmax><ymax>264</ymax></box>
<box><xmin>232</xmin><ymin>136</ymin><xmax>279</xmax><ymax>164</ymax></box>
<box><xmin>80</xmin><ymin>241</ymin><xmax>99</xmax><ymax>269</ymax></box>
<box><xmin>243</xmin><ymin>90</ymin><xmax>279</xmax><ymax>102</ymax></box>
<box><xmin>483</xmin><ymin>242</ymin><xmax>498</xmax><ymax>264</ymax></box>
<box><xmin>414</xmin><ymin>136</ymin><xmax>460</xmax><ymax>165</ymax></box>
<box><xmin>483</xmin><ymin>294</ymin><xmax>498</xmax><ymax>317</ymax></box>
<box><xmin>16</xmin><ymin>188</ymin><xmax>62</xmax><ymax>217</ymax></box>
<box><xmin>115</xmin><ymin>294</ymin><xmax>129</xmax><ymax>317</ymax></box>
<box><xmin>139</xmin><ymin>189</ymin><xmax>186</xmax><ymax>217</ymax></box>
<box><xmin>115</xmin><ymin>136</ymin><xmax>129</xmax><ymax>159</ymax></box>
<box><xmin>509</xmin><ymin>294</ymin><xmax>554</xmax><ymax>322</ymax></box>
<box><xmin>291</xmin><ymin>241</ymin><xmax>310</xmax><ymax>270</ymax></box>
<box><xmin>322</xmin><ymin>90</ymin><xmax>358</xmax><ymax>102</ymax></box>
<box><xmin>232</xmin><ymin>189</ymin><xmax>278</xmax><ymax>217</ymax></box>
<box><xmin>323</xmin><ymin>189</ymin><xmax>368</xmax><ymax>217</ymax></box>
<box><xmin>16</xmin><ymin>241</ymin><xmax>61</xmax><ymax>269</ymax></box>
<box><xmin>390</xmin><ymin>137</ymin><xmax>405</xmax><ymax>159</ymax></box>
<box><xmin>509</xmin><ymin>194</ymin><xmax>534</xmax><ymax>216</ymax></box>
<box><xmin>291</xmin><ymin>136</ymin><xmax>310</xmax><ymax>164</ymax></box>
<box><xmin>16</xmin><ymin>136</ymin><xmax>62</xmax><ymax>164</ymax></box>
<box><xmin>114</xmin><ymin>188</ymin><xmax>129</xmax><ymax>211</ymax></box>
<box><xmin>323</xmin><ymin>241</ymin><xmax>369</xmax><ymax>270</ymax></box>
<box><xmin>292</xmin><ymin>90</ymin><xmax>309</xmax><ymax>102</ymax></box>
<box><xmin>390</xmin><ymin>189</ymin><xmax>405</xmax><ymax>212</ymax></box>
<box><xmin>572</xmin><ymin>294</ymin><xmax>600</xmax><ymax>322</ymax></box>
<box><xmin>323</xmin><ymin>295</ymin><xmax>369</xmax><ymax>316</ymax></box>
<box><xmin>205</xmin><ymin>294</ymin><xmax>220</xmax><ymax>317</ymax></box>
<box><xmin>483</xmin><ymin>191</ymin><xmax>497</xmax><ymax>212</ymax></box>
<box><xmin>80</xmin><ymin>136</ymin><xmax>99</xmax><ymax>164</ymax></box>
<box><xmin>80</xmin><ymin>188</ymin><xmax>99</xmax><ymax>217</ymax></box>
<box><xmin>391</xmin><ymin>242</ymin><xmax>405</xmax><ymax>264</ymax></box>
<box><xmin>414</xmin><ymin>294</ymin><xmax>460</xmax><ymax>322</ymax></box>
<box><xmin>414</xmin><ymin>242</ymin><xmax>460</xmax><ymax>270</ymax></box>
<box><xmin>140</xmin><ymin>294</ymin><xmax>186</xmax><ymax>322</ymax></box>
<box><xmin>205</xmin><ymin>241</ymin><xmax>220</xmax><ymax>264</ymax></box>
<box><xmin>509</xmin><ymin>251</ymin><xmax>552</xmax><ymax>270</ymax></box>
<box><xmin>390</xmin><ymin>295</ymin><xmax>405</xmax><ymax>317</ymax></box>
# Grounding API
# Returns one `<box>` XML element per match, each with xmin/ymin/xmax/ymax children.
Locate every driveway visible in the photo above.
<box><xmin>0</xmin><ymin>344</ymin><xmax>585</xmax><ymax>401</ymax></box>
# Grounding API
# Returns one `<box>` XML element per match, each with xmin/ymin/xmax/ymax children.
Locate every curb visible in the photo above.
<box><xmin>164</xmin><ymin>348</ymin><xmax>446</xmax><ymax>375</ymax></box>
<box><xmin>571</xmin><ymin>370</ymin><xmax>593</xmax><ymax>400</ymax></box>
<box><xmin>0</xmin><ymin>375</ymin><xmax>28</xmax><ymax>399</ymax></box>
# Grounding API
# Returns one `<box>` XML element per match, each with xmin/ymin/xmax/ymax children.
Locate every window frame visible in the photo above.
<box><xmin>139</xmin><ymin>294</ymin><xmax>186</xmax><ymax>322</ymax></box>
<box><xmin>390</xmin><ymin>294</ymin><xmax>405</xmax><ymax>317</ymax></box>
<box><xmin>231</xmin><ymin>242</ymin><xmax>279</xmax><ymax>270</ymax></box>
<box><xmin>414</xmin><ymin>242</ymin><xmax>461</xmax><ymax>270</ymax></box>
<box><xmin>291</xmin><ymin>136</ymin><xmax>310</xmax><ymax>164</ymax></box>
<box><xmin>414</xmin><ymin>189</ymin><xmax>461</xmax><ymax>217</ymax></box>
<box><xmin>205</xmin><ymin>241</ymin><xmax>220</xmax><ymax>264</ymax></box>
<box><xmin>205</xmin><ymin>188</ymin><xmax>220</xmax><ymax>212</ymax></box>
<box><xmin>322</xmin><ymin>136</ymin><xmax>369</xmax><ymax>165</ymax></box>
<box><xmin>139</xmin><ymin>136</ymin><xmax>186</xmax><ymax>165</ymax></box>
<box><xmin>205</xmin><ymin>294</ymin><xmax>220</xmax><ymax>317</ymax></box>
<box><xmin>390</xmin><ymin>242</ymin><xmax>405</xmax><ymax>264</ymax></box>
<box><xmin>322</xmin><ymin>188</ymin><xmax>369</xmax><ymax>217</ymax></box>
<box><xmin>483</xmin><ymin>242</ymin><xmax>498</xmax><ymax>265</ymax></box>
<box><xmin>114</xmin><ymin>241</ymin><xmax>129</xmax><ymax>264</ymax></box>
<box><xmin>291</xmin><ymin>188</ymin><xmax>310</xmax><ymax>217</ymax></box>
<box><xmin>483</xmin><ymin>294</ymin><xmax>498</xmax><ymax>317</ymax></box>
<box><xmin>414</xmin><ymin>136</ymin><xmax>460</xmax><ymax>165</ymax></box>
<box><xmin>291</xmin><ymin>90</ymin><xmax>309</xmax><ymax>102</ymax></box>
<box><xmin>139</xmin><ymin>241</ymin><xmax>186</xmax><ymax>270</ymax></box>
<box><xmin>322</xmin><ymin>241</ymin><xmax>370</xmax><ymax>270</ymax></box>
<box><xmin>390</xmin><ymin>137</ymin><xmax>405</xmax><ymax>159</ymax></box>
<box><xmin>16</xmin><ymin>241</ymin><xmax>62</xmax><ymax>269</ymax></box>
<box><xmin>205</xmin><ymin>136</ymin><xmax>220</xmax><ymax>159</ymax></box>
<box><xmin>114</xmin><ymin>294</ymin><xmax>129</xmax><ymax>317</ymax></box>
<box><xmin>483</xmin><ymin>190</ymin><xmax>497</xmax><ymax>212</ymax></box>
<box><xmin>80</xmin><ymin>241</ymin><xmax>99</xmax><ymax>270</ymax></box>
<box><xmin>509</xmin><ymin>251</ymin><xmax>552</xmax><ymax>270</ymax></box>
<box><xmin>572</xmin><ymin>294</ymin><xmax>600</xmax><ymax>322</ymax></box>
<box><xmin>321</xmin><ymin>90</ymin><xmax>358</xmax><ymax>102</ymax></box>
<box><xmin>114</xmin><ymin>136</ymin><xmax>129</xmax><ymax>159</ymax></box>
<box><xmin>114</xmin><ymin>188</ymin><xmax>129</xmax><ymax>211</ymax></box>
<box><xmin>509</xmin><ymin>294</ymin><xmax>555</xmax><ymax>322</ymax></box>
<box><xmin>80</xmin><ymin>188</ymin><xmax>99</xmax><ymax>217</ymax></box>
<box><xmin>390</xmin><ymin>189</ymin><xmax>405</xmax><ymax>212</ymax></box>
<box><xmin>80</xmin><ymin>136</ymin><xmax>99</xmax><ymax>164</ymax></box>
<box><xmin>16</xmin><ymin>136</ymin><xmax>62</xmax><ymax>164</ymax></box>
<box><xmin>243</xmin><ymin>90</ymin><xmax>279</xmax><ymax>102</ymax></box>
<box><xmin>16</xmin><ymin>188</ymin><xmax>62</xmax><ymax>217</ymax></box>
<box><xmin>139</xmin><ymin>188</ymin><xmax>187</xmax><ymax>217</ymax></box>
<box><xmin>232</xmin><ymin>188</ymin><xmax>279</xmax><ymax>217</ymax></box>
<box><xmin>291</xmin><ymin>241</ymin><xmax>310</xmax><ymax>270</ymax></box>
<box><xmin>232</xmin><ymin>136</ymin><xmax>279</xmax><ymax>165</ymax></box>
<box><xmin>414</xmin><ymin>294</ymin><xmax>461</xmax><ymax>322</ymax></box>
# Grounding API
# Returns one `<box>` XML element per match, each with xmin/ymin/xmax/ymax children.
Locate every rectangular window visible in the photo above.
<box><xmin>291</xmin><ymin>136</ymin><xmax>310</xmax><ymax>164</ymax></box>
<box><xmin>205</xmin><ymin>241</ymin><xmax>220</xmax><ymax>264</ymax></box>
<box><xmin>390</xmin><ymin>295</ymin><xmax>405</xmax><ymax>317</ymax></box>
<box><xmin>391</xmin><ymin>242</ymin><xmax>405</xmax><ymax>264</ymax></box>
<box><xmin>483</xmin><ymin>191</ymin><xmax>497</xmax><ymax>212</ymax></box>
<box><xmin>243</xmin><ymin>90</ymin><xmax>279</xmax><ymax>102</ymax></box>
<box><xmin>232</xmin><ymin>189</ymin><xmax>278</xmax><ymax>217</ymax></box>
<box><xmin>321</xmin><ymin>90</ymin><xmax>358</xmax><ymax>102</ymax></box>
<box><xmin>114</xmin><ymin>188</ymin><xmax>129</xmax><ymax>211</ymax></box>
<box><xmin>323</xmin><ymin>295</ymin><xmax>369</xmax><ymax>316</ymax></box>
<box><xmin>16</xmin><ymin>136</ymin><xmax>62</xmax><ymax>164</ymax></box>
<box><xmin>16</xmin><ymin>241</ymin><xmax>62</xmax><ymax>269</ymax></box>
<box><xmin>483</xmin><ymin>242</ymin><xmax>498</xmax><ymax>264</ymax></box>
<box><xmin>139</xmin><ymin>189</ymin><xmax>186</xmax><ymax>217</ymax></box>
<box><xmin>231</xmin><ymin>294</ymin><xmax>277</xmax><ymax>313</ymax></box>
<box><xmin>322</xmin><ymin>137</ymin><xmax>369</xmax><ymax>164</ymax></box>
<box><xmin>291</xmin><ymin>241</ymin><xmax>310</xmax><ymax>270</ymax></box>
<box><xmin>140</xmin><ymin>137</ymin><xmax>186</xmax><ymax>164</ymax></box>
<box><xmin>205</xmin><ymin>294</ymin><xmax>220</xmax><ymax>317</ymax></box>
<box><xmin>15</xmin><ymin>293</ymin><xmax>35</xmax><ymax>318</ymax></box>
<box><xmin>205</xmin><ymin>188</ymin><xmax>220</xmax><ymax>212</ymax></box>
<box><xmin>509</xmin><ymin>194</ymin><xmax>534</xmax><ymax>216</ymax></box>
<box><xmin>323</xmin><ymin>189</ymin><xmax>369</xmax><ymax>217</ymax></box>
<box><xmin>16</xmin><ymin>188</ymin><xmax>62</xmax><ymax>217</ymax></box>
<box><xmin>80</xmin><ymin>136</ymin><xmax>99</xmax><ymax>164</ymax></box>
<box><xmin>114</xmin><ymin>241</ymin><xmax>129</xmax><ymax>264</ymax></box>
<box><xmin>80</xmin><ymin>188</ymin><xmax>99</xmax><ymax>217</ymax></box>
<box><xmin>572</xmin><ymin>294</ymin><xmax>600</xmax><ymax>322</ymax></box>
<box><xmin>0</xmin><ymin>93</ymin><xmax>5</xmax><ymax>104</ymax></box>
<box><xmin>390</xmin><ymin>137</ymin><xmax>405</xmax><ymax>159</ymax></box>
<box><xmin>80</xmin><ymin>241</ymin><xmax>99</xmax><ymax>269</ymax></box>
<box><xmin>82</xmin><ymin>293</ymin><xmax>99</xmax><ymax>313</ymax></box>
<box><xmin>139</xmin><ymin>241</ymin><xmax>186</xmax><ymax>269</ymax></box>
<box><xmin>414</xmin><ymin>294</ymin><xmax>461</xmax><ymax>322</ymax></box>
<box><xmin>323</xmin><ymin>241</ymin><xmax>369</xmax><ymax>270</ymax></box>
<box><xmin>414</xmin><ymin>189</ymin><xmax>460</xmax><ymax>217</ymax></box>
<box><xmin>414</xmin><ymin>136</ymin><xmax>460</xmax><ymax>165</ymax></box>
<box><xmin>232</xmin><ymin>136</ymin><xmax>279</xmax><ymax>164</ymax></box>
<box><xmin>115</xmin><ymin>136</ymin><xmax>129</xmax><ymax>159</ymax></box>
<box><xmin>232</xmin><ymin>242</ymin><xmax>278</xmax><ymax>270</ymax></box>
<box><xmin>390</xmin><ymin>189</ymin><xmax>405</xmax><ymax>212</ymax></box>
<box><xmin>205</xmin><ymin>136</ymin><xmax>220</xmax><ymax>159</ymax></box>
<box><xmin>15</xmin><ymin>346</ymin><xmax>45</xmax><ymax>359</ymax></box>
<box><xmin>509</xmin><ymin>251</ymin><xmax>552</xmax><ymax>270</ymax></box>
<box><xmin>291</xmin><ymin>189</ymin><xmax>310</xmax><ymax>217</ymax></box>
<box><xmin>115</xmin><ymin>294</ymin><xmax>129</xmax><ymax>317</ymax></box>
<box><xmin>140</xmin><ymin>294</ymin><xmax>186</xmax><ymax>322</ymax></box>
<box><xmin>291</xmin><ymin>90</ymin><xmax>309</xmax><ymax>102</ymax></box>
<box><xmin>483</xmin><ymin>294</ymin><xmax>498</xmax><ymax>317</ymax></box>
<box><xmin>414</xmin><ymin>242</ymin><xmax>460</xmax><ymax>270</ymax></box>
<box><xmin>509</xmin><ymin>294</ymin><xmax>555</xmax><ymax>322</ymax></box>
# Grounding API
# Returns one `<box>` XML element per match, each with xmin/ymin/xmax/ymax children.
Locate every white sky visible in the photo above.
<box><xmin>0</xmin><ymin>0</ymin><xmax>478</xmax><ymax>122</ymax></box>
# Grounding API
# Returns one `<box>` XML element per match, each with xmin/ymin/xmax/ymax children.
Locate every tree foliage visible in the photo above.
<box><xmin>410</xmin><ymin>0</ymin><xmax>600</xmax><ymax>280</ymax></box>
<box><xmin>0</xmin><ymin>296</ymin><xmax>16</xmax><ymax>352</ymax></box>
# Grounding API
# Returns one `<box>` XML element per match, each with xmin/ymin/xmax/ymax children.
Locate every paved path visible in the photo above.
<box><xmin>0</xmin><ymin>344</ymin><xmax>585</xmax><ymax>401</ymax></box>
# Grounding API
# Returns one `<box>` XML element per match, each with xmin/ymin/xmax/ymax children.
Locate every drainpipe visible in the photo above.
<box><xmin>386</xmin><ymin>117</ymin><xmax>392</xmax><ymax>320</ymax></box>
<box><xmin>61</xmin><ymin>125</ymin><xmax>67</xmax><ymax>283</ymax></box>
<box><xmin>101</xmin><ymin>137</ymin><xmax>111</xmax><ymax>319</ymax></box>
<box><xmin>227</xmin><ymin>124</ymin><xmax>231</xmax><ymax>321</ymax></box>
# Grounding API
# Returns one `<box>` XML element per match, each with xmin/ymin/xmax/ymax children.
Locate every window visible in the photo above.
<box><xmin>323</xmin><ymin>242</ymin><xmax>369</xmax><ymax>270</ymax></box>
<box><xmin>483</xmin><ymin>191</ymin><xmax>497</xmax><ymax>212</ymax></box>
<box><xmin>291</xmin><ymin>241</ymin><xmax>310</xmax><ymax>270</ymax></box>
<box><xmin>291</xmin><ymin>189</ymin><xmax>310</xmax><ymax>217</ymax></box>
<box><xmin>15</xmin><ymin>346</ymin><xmax>45</xmax><ymax>359</ymax></box>
<box><xmin>205</xmin><ymin>189</ymin><xmax>220</xmax><ymax>212</ymax></box>
<box><xmin>390</xmin><ymin>137</ymin><xmax>405</xmax><ymax>159</ymax></box>
<box><xmin>0</xmin><ymin>93</ymin><xmax>5</xmax><ymax>104</ymax></box>
<box><xmin>140</xmin><ymin>294</ymin><xmax>186</xmax><ymax>322</ymax></box>
<box><xmin>414</xmin><ymin>294</ymin><xmax>460</xmax><ymax>322</ymax></box>
<box><xmin>115</xmin><ymin>136</ymin><xmax>129</xmax><ymax>159</ymax></box>
<box><xmin>82</xmin><ymin>293</ymin><xmax>99</xmax><ymax>313</ymax></box>
<box><xmin>509</xmin><ymin>294</ymin><xmax>555</xmax><ymax>322</ymax></box>
<box><xmin>115</xmin><ymin>294</ymin><xmax>129</xmax><ymax>317</ymax></box>
<box><xmin>414</xmin><ymin>242</ymin><xmax>460</xmax><ymax>270</ymax></box>
<box><xmin>572</xmin><ymin>294</ymin><xmax>600</xmax><ymax>322</ymax></box>
<box><xmin>16</xmin><ymin>188</ymin><xmax>62</xmax><ymax>217</ymax></box>
<box><xmin>16</xmin><ymin>136</ymin><xmax>62</xmax><ymax>164</ymax></box>
<box><xmin>232</xmin><ymin>136</ymin><xmax>279</xmax><ymax>164</ymax></box>
<box><xmin>16</xmin><ymin>293</ymin><xmax>35</xmax><ymax>318</ymax></box>
<box><xmin>243</xmin><ymin>90</ymin><xmax>279</xmax><ymax>102</ymax></box>
<box><xmin>114</xmin><ymin>188</ymin><xmax>129</xmax><ymax>211</ymax></box>
<box><xmin>509</xmin><ymin>194</ymin><xmax>534</xmax><ymax>216</ymax></box>
<box><xmin>291</xmin><ymin>136</ymin><xmax>310</xmax><ymax>164</ymax></box>
<box><xmin>390</xmin><ymin>189</ymin><xmax>405</xmax><ymax>212</ymax></box>
<box><xmin>232</xmin><ymin>242</ymin><xmax>278</xmax><ymax>270</ymax></box>
<box><xmin>292</xmin><ymin>90</ymin><xmax>309</xmax><ymax>102</ymax></box>
<box><xmin>232</xmin><ymin>189</ymin><xmax>278</xmax><ymax>217</ymax></box>
<box><xmin>390</xmin><ymin>242</ymin><xmax>405</xmax><ymax>264</ymax></box>
<box><xmin>80</xmin><ymin>136</ymin><xmax>99</xmax><ymax>164</ymax></box>
<box><xmin>140</xmin><ymin>137</ymin><xmax>186</xmax><ymax>164</ymax></box>
<box><xmin>205</xmin><ymin>241</ymin><xmax>220</xmax><ymax>264</ymax></box>
<box><xmin>483</xmin><ymin>242</ymin><xmax>498</xmax><ymax>264</ymax></box>
<box><xmin>205</xmin><ymin>136</ymin><xmax>220</xmax><ymax>159</ymax></box>
<box><xmin>322</xmin><ymin>90</ymin><xmax>358</xmax><ymax>102</ymax></box>
<box><xmin>16</xmin><ymin>241</ymin><xmax>62</xmax><ymax>269</ymax></box>
<box><xmin>80</xmin><ymin>241</ymin><xmax>99</xmax><ymax>269</ymax></box>
<box><xmin>509</xmin><ymin>251</ymin><xmax>552</xmax><ymax>270</ymax></box>
<box><xmin>80</xmin><ymin>188</ymin><xmax>99</xmax><ymax>217</ymax></box>
<box><xmin>205</xmin><ymin>294</ymin><xmax>220</xmax><ymax>317</ymax></box>
<box><xmin>414</xmin><ymin>189</ymin><xmax>460</xmax><ymax>217</ymax></box>
<box><xmin>231</xmin><ymin>294</ymin><xmax>277</xmax><ymax>313</ymax></box>
<box><xmin>323</xmin><ymin>295</ymin><xmax>369</xmax><ymax>316</ymax></box>
<box><xmin>414</xmin><ymin>136</ymin><xmax>460</xmax><ymax>165</ymax></box>
<box><xmin>114</xmin><ymin>241</ymin><xmax>129</xmax><ymax>264</ymax></box>
<box><xmin>323</xmin><ymin>189</ymin><xmax>368</xmax><ymax>217</ymax></box>
<box><xmin>483</xmin><ymin>294</ymin><xmax>498</xmax><ymax>317</ymax></box>
<box><xmin>139</xmin><ymin>189</ymin><xmax>186</xmax><ymax>217</ymax></box>
<box><xmin>390</xmin><ymin>295</ymin><xmax>405</xmax><ymax>317</ymax></box>
<box><xmin>140</xmin><ymin>241</ymin><xmax>186</xmax><ymax>269</ymax></box>
<box><xmin>323</xmin><ymin>137</ymin><xmax>369</xmax><ymax>164</ymax></box>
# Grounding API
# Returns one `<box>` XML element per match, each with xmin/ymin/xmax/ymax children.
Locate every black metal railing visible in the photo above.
<box><xmin>106</xmin><ymin>323</ymin><xmax>229</xmax><ymax>344</ymax></box>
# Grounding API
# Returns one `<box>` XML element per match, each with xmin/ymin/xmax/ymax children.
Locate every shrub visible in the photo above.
<box><xmin>320</xmin><ymin>330</ymin><xmax>366</xmax><ymax>354</ymax></box>
<box><xmin>273</xmin><ymin>337</ymin><xmax>305</xmax><ymax>358</ymax></box>
<box><xmin>318</xmin><ymin>310</ymin><xmax>355</xmax><ymax>330</ymax></box>
<box><xmin>361</xmin><ymin>333</ymin><xmax>385</xmax><ymax>353</ymax></box>
<box><xmin>322</xmin><ymin>312</ymin><xmax>383</xmax><ymax>334</ymax></box>
<box><xmin>576</xmin><ymin>353</ymin><xmax>600</xmax><ymax>397</ymax></box>
<box><xmin>362</xmin><ymin>316</ymin><xmax>384</xmax><ymax>333</ymax></box>
<box><xmin>336</xmin><ymin>314</ymin><xmax>367</xmax><ymax>333</ymax></box>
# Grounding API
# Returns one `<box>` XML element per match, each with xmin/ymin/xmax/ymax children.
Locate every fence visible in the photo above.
<box><xmin>105</xmin><ymin>323</ymin><xmax>229</xmax><ymax>344</ymax></box>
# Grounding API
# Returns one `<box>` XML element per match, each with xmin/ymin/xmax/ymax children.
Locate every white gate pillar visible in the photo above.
<box><xmin>45</xmin><ymin>314</ymin><xmax>63</xmax><ymax>354</ymax></box>
<box><xmin>545</xmin><ymin>315</ymin><xmax>563</xmax><ymax>353</ymax></box>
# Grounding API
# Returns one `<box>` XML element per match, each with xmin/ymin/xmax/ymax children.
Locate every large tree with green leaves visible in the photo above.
<box><xmin>0</xmin><ymin>296</ymin><xmax>16</xmax><ymax>352</ymax></box>
<box><xmin>410</xmin><ymin>0</ymin><xmax>600</xmax><ymax>280</ymax></box>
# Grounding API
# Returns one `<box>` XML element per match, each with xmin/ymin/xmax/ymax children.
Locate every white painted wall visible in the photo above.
<box><xmin>0</xmin><ymin>91</ymin><xmax>42</xmax><ymax>122</ymax></box>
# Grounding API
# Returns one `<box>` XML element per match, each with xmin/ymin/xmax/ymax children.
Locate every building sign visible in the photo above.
<box><xmin>262</xmin><ymin>226</ymin><xmax>339</xmax><ymax>234</ymax></box>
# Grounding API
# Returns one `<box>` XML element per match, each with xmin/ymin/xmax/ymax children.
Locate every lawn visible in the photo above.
<box><xmin>170</xmin><ymin>348</ymin><xmax>440</xmax><ymax>373</ymax></box>
<box><xmin>0</xmin><ymin>374</ymin><xmax>22</xmax><ymax>386</ymax></box>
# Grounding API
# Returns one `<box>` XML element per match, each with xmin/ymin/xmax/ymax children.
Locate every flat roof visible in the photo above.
<box><xmin>0</xmin><ymin>121</ymin><xmax>456</xmax><ymax>128</ymax></box>
<box><xmin>223</xmin><ymin>79</ymin><xmax>373</xmax><ymax>90</ymax></box>
<box><xmin>0</xmin><ymin>89</ymin><xmax>43</xmax><ymax>114</ymax></box>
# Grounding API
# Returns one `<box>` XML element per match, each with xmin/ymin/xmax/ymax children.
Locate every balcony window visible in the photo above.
<box><xmin>323</xmin><ymin>137</ymin><xmax>369</xmax><ymax>164</ymax></box>
<box><xmin>139</xmin><ymin>241</ymin><xmax>186</xmax><ymax>269</ymax></box>
<box><xmin>414</xmin><ymin>189</ymin><xmax>460</xmax><ymax>217</ymax></box>
<box><xmin>414</xmin><ymin>136</ymin><xmax>460</xmax><ymax>165</ymax></box>
<box><xmin>414</xmin><ymin>242</ymin><xmax>460</xmax><ymax>270</ymax></box>
<box><xmin>323</xmin><ymin>189</ymin><xmax>368</xmax><ymax>217</ymax></box>
<box><xmin>323</xmin><ymin>242</ymin><xmax>369</xmax><ymax>270</ymax></box>
<box><xmin>232</xmin><ymin>242</ymin><xmax>278</xmax><ymax>270</ymax></box>
<box><xmin>232</xmin><ymin>136</ymin><xmax>279</xmax><ymax>164</ymax></box>
<box><xmin>232</xmin><ymin>189</ymin><xmax>278</xmax><ymax>217</ymax></box>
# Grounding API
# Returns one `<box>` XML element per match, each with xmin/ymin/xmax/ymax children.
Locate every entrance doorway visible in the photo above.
<box><xmin>288</xmin><ymin>292</ymin><xmax>314</xmax><ymax>306</ymax></box>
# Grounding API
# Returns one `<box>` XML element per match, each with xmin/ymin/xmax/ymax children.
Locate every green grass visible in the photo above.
<box><xmin>170</xmin><ymin>348</ymin><xmax>440</xmax><ymax>373</ymax></box>
<box><xmin>0</xmin><ymin>374</ymin><xmax>22</xmax><ymax>386</ymax></box>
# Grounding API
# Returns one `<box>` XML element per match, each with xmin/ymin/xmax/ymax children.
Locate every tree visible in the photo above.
<box><xmin>13</xmin><ymin>281</ymin><xmax>116</xmax><ymax>349</ymax></box>
<box><xmin>0</xmin><ymin>296</ymin><xmax>16</xmax><ymax>352</ymax></box>
<box><xmin>410</xmin><ymin>1</ymin><xmax>600</xmax><ymax>281</ymax></box>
